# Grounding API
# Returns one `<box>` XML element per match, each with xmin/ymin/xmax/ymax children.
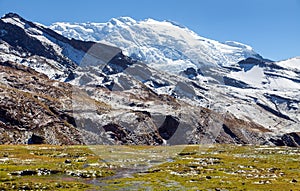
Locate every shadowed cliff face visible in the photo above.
<box><xmin>158</xmin><ymin>115</ymin><xmax>180</xmax><ymax>140</ymax></box>
<box><xmin>269</xmin><ymin>132</ymin><xmax>300</xmax><ymax>147</ymax></box>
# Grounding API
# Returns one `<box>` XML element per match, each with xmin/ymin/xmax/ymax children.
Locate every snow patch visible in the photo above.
<box><xmin>2</xmin><ymin>17</ymin><xmax>25</xmax><ymax>29</ymax></box>
<box><xmin>229</xmin><ymin>65</ymin><xmax>265</xmax><ymax>88</ymax></box>
<box><xmin>275</xmin><ymin>57</ymin><xmax>300</xmax><ymax>71</ymax></box>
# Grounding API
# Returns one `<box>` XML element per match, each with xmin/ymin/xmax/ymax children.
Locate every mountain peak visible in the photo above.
<box><xmin>224</xmin><ymin>41</ymin><xmax>253</xmax><ymax>51</ymax></box>
<box><xmin>1</xmin><ymin>12</ymin><xmax>29</xmax><ymax>29</ymax></box>
<box><xmin>1</xmin><ymin>12</ymin><xmax>22</xmax><ymax>19</ymax></box>
<box><xmin>50</xmin><ymin>17</ymin><xmax>261</xmax><ymax>72</ymax></box>
<box><xmin>142</xmin><ymin>18</ymin><xmax>178</xmax><ymax>27</ymax></box>
<box><xmin>116</xmin><ymin>16</ymin><xmax>137</xmax><ymax>24</ymax></box>
<box><xmin>164</xmin><ymin>20</ymin><xmax>187</xmax><ymax>29</ymax></box>
<box><xmin>108</xmin><ymin>16</ymin><xmax>137</xmax><ymax>26</ymax></box>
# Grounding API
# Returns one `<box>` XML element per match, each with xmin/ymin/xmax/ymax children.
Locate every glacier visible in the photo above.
<box><xmin>50</xmin><ymin>17</ymin><xmax>262</xmax><ymax>73</ymax></box>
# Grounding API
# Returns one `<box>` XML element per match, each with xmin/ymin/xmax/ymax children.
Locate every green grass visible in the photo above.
<box><xmin>0</xmin><ymin>144</ymin><xmax>299</xmax><ymax>190</ymax></box>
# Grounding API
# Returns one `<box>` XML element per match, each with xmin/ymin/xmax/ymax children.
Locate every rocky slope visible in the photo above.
<box><xmin>0</xmin><ymin>13</ymin><xmax>300</xmax><ymax>146</ymax></box>
<box><xmin>2</xmin><ymin>60</ymin><xmax>280</xmax><ymax>145</ymax></box>
<box><xmin>0</xmin><ymin>61</ymin><xmax>84</xmax><ymax>144</ymax></box>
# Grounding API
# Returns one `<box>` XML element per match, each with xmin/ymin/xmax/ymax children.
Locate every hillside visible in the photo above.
<box><xmin>0</xmin><ymin>13</ymin><xmax>299</xmax><ymax>146</ymax></box>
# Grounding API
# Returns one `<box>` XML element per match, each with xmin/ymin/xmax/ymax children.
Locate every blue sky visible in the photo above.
<box><xmin>0</xmin><ymin>0</ymin><xmax>299</xmax><ymax>61</ymax></box>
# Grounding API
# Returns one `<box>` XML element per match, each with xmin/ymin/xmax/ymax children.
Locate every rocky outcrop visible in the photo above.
<box><xmin>0</xmin><ymin>61</ymin><xmax>84</xmax><ymax>144</ymax></box>
<box><xmin>223</xmin><ymin>76</ymin><xmax>252</xmax><ymax>89</ymax></box>
<box><xmin>270</xmin><ymin>132</ymin><xmax>300</xmax><ymax>147</ymax></box>
<box><xmin>158</xmin><ymin>115</ymin><xmax>180</xmax><ymax>140</ymax></box>
<box><xmin>102</xmin><ymin>123</ymin><xmax>163</xmax><ymax>145</ymax></box>
<box><xmin>28</xmin><ymin>134</ymin><xmax>45</xmax><ymax>144</ymax></box>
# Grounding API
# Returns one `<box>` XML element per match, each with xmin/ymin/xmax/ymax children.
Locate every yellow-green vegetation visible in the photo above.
<box><xmin>0</xmin><ymin>144</ymin><xmax>299</xmax><ymax>190</ymax></box>
<box><xmin>0</xmin><ymin>145</ymin><xmax>114</xmax><ymax>190</ymax></box>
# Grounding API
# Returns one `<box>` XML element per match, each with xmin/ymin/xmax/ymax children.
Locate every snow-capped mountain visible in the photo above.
<box><xmin>1</xmin><ymin>13</ymin><xmax>300</xmax><ymax>146</ymax></box>
<box><xmin>50</xmin><ymin>17</ymin><xmax>262</xmax><ymax>74</ymax></box>
<box><xmin>0</xmin><ymin>13</ymin><xmax>122</xmax><ymax>81</ymax></box>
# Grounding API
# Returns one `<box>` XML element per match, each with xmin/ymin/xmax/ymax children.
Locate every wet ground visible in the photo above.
<box><xmin>0</xmin><ymin>144</ymin><xmax>299</xmax><ymax>190</ymax></box>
